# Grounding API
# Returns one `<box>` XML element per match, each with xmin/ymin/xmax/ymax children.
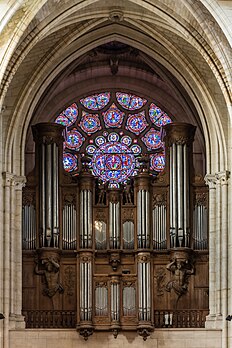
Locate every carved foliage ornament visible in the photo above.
<box><xmin>152</xmin><ymin>193</ymin><xmax>167</xmax><ymax>208</ymax></box>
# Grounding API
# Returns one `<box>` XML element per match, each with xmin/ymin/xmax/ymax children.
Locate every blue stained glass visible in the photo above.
<box><xmin>131</xmin><ymin>144</ymin><xmax>141</xmax><ymax>154</ymax></box>
<box><xmin>79</xmin><ymin>112</ymin><xmax>101</xmax><ymax>134</ymax></box>
<box><xmin>65</xmin><ymin>129</ymin><xmax>85</xmax><ymax>150</ymax></box>
<box><xmin>80</xmin><ymin>92</ymin><xmax>110</xmax><ymax>110</ymax></box>
<box><xmin>155</xmin><ymin>114</ymin><xmax>172</xmax><ymax>127</ymax></box>
<box><xmin>95</xmin><ymin>136</ymin><xmax>106</xmax><ymax>146</ymax></box>
<box><xmin>126</xmin><ymin>111</ymin><xmax>148</xmax><ymax>135</ymax></box>
<box><xmin>102</xmin><ymin>103</ymin><xmax>124</xmax><ymax>128</ymax></box>
<box><xmin>108</xmin><ymin>133</ymin><xmax>119</xmax><ymax>142</ymax></box>
<box><xmin>63</xmin><ymin>103</ymin><xmax>78</xmax><ymax>123</ymax></box>
<box><xmin>149</xmin><ymin>103</ymin><xmax>172</xmax><ymax>127</ymax></box>
<box><xmin>121</xmin><ymin>136</ymin><xmax>132</xmax><ymax>146</ymax></box>
<box><xmin>91</xmin><ymin>142</ymin><xmax>135</xmax><ymax>184</ymax></box>
<box><xmin>116</xmin><ymin>92</ymin><xmax>147</xmax><ymax>110</ymax></box>
<box><xmin>142</xmin><ymin>129</ymin><xmax>162</xmax><ymax>150</ymax></box>
<box><xmin>63</xmin><ymin>153</ymin><xmax>77</xmax><ymax>172</ymax></box>
<box><xmin>55</xmin><ymin>115</ymin><xmax>71</xmax><ymax>126</ymax></box>
<box><xmin>150</xmin><ymin>153</ymin><xmax>165</xmax><ymax>172</ymax></box>
<box><xmin>86</xmin><ymin>145</ymin><xmax>96</xmax><ymax>154</ymax></box>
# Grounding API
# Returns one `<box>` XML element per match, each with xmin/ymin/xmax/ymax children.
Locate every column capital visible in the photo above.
<box><xmin>204</xmin><ymin>174</ymin><xmax>217</xmax><ymax>188</ymax></box>
<box><xmin>2</xmin><ymin>171</ymin><xmax>14</xmax><ymax>186</ymax></box>
<box><xmin>14</xmin><ymin>175</ymin><xmax>27</xmax><ymax>190</ymax></box>
<box><xmin>216</xmin><ymin>170</ymin><xmax>230</xmax><ymax>185</ymax></box>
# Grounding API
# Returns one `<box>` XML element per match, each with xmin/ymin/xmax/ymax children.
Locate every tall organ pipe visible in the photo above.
<box><xmin>138</xmin><ymin>253</ymin><xmax>151</xmax><ymax>322</ymax></box>
<box><xmin>163</xmin><ymin>123</ymin><xmax>196</xmax><ymax>248</ymax></box>
<box><xmin>32</xmin><ymin>123</ymin><xmax>64</xmax><ymax>249</ymax></box>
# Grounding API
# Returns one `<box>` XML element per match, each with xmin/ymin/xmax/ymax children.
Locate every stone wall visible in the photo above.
<box><xmin>10</xmin><ymin>329</ymin><xmax>222</xmax><ymax>348</ymax></box>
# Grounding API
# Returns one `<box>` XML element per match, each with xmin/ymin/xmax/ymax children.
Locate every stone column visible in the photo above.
<box><xmin>217</xmin><ymin>171</ymin><xmax>230</xmax><ymax>348</ymax></box>
<box><xmin>205</xmin><ymin>174</ymin><xmax>217</xmax><ymax>324</ymax></box>
<box><xmin>205</xmin><ymin>171</ymin><xmax>230</xmax><ymax>339</ymax></box>
<box><xmin>14</xmin><ymin>176</ymin><xmax>26</xmax><ymax>327</ymax></box>
<box><xmin>2</xmin><ymin>172</ymin><xmax>13</xmax><ymax>348</ymax></box>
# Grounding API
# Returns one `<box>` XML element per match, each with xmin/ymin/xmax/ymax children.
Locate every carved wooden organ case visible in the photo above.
<box><xmin>22</xmin><ymin>122</ymin><xmax>209</xmax><ymax>340</ymax></box>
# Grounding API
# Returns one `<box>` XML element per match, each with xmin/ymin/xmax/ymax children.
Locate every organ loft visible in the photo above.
<box><xmin>22</xmin><ymin>92</ymin><xmax>208</xmax><ymax>340</ymax></box>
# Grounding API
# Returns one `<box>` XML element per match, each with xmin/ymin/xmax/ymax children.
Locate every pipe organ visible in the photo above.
<box><xmin>22</xmin><ymin>122</ymin><xmax>209</xmax><ymax>340</ymax></box>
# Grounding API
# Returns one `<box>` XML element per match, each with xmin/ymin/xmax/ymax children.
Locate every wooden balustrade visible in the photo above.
<box><xmin>22</xmin><ymin>310</ymin><xmax>76</xmax><ymax>328</ymax></box>
<box><xmin>23</xmin><ymin>309</ymin><xmax>208</xmax><ymax>329</ymax></box>
<box><xmin>154</xmin><ymin>309</ymin><xmax>208</xmax><ymax>328</ymax></box>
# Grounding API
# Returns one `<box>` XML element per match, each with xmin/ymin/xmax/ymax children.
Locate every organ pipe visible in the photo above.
<box><xmin>80</xmin><ymin>255</ymin><xmax>92</xmax><ymax>321</ymax></box>
<box><xmin>138</xmin><ymin>253</ymin><xmax>151</xmax><ymax>322</ymax></box>
<box><xmin>80</xmin><ymin>190</ymin><xmax>93</xmax><ymax>248</ymax></box>
<box><xmin>163</xmin><ymin>123</ymin><xmax>196</xmax><ymax>248</ymax></box>
<box><xmin>137</xmin><ymin>190</ymin><xmax>150</xmax><ymax>248</ymax></box>
<box><xmin>32</xmin><ymin>123</ymin><xmax>64</xmax><ymax>249</ymax></box>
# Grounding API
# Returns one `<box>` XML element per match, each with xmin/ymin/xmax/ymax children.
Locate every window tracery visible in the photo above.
<box><xmin>55</xmin><ymin>91</ymin><xmax>173</xmax><ymax>180</ymax></box>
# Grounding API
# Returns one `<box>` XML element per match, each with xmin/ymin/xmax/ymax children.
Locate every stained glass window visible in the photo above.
<box><xmin>116</xmin><ymin>92</ymin><xmax>147</xmax><ymax>110</ymax></box>
<box><xmin>149</xmin><ymin>103</ymin><xmax>172</xmax><ymax>127</ymax></box>
<box><xmin>80</xmin><ymin>92</ymin><xmax>110</xmax><ymax>110</ymax></box>
<box><xmin>102</xmin><ymin>104</ymin><xmax>125</xmax><ymax>128</ymax></box>
<box><xmin>91</xmin><ymin>142</ymin><xmax>136</xmax><ymax>184</ymax></box>
<box><xmin>65</xmin><ymin>129</ymin><xmax>85</xmax><ymax>150</ymax></box>
<box><xmin>55</xmin><ymin>91</ymin><xmax>172</xmax><ymax>181</ymax></box>
<box><xmin>142</xmin><ymin>129</ymin><xmax>162</xmax><ymax>150</ymax></box>
<box><xmin>63</xmin><ymin>153</ymin><xmax>78</xmax><ymax>172</ymax></box>
<box><xmin>55</xmin><ymin>103</ymin><xmax>78</xmax><ymax>126</ymax></box>
<box><xmin>79</xmin><ymin>112</ymin><xmax>101</xmax><ymax>134</ymax></box>
<box><xmin>150</xmin><ymin>153</ymin><xmax>165</xmax><ymax>172</ymax></box>
<box><xmin>126</xmin><ymin>111</ymin><xmax>148</xmax><ymax>135</ymax></box>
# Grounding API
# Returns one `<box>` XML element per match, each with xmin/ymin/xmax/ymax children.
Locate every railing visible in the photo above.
<box><xmin>23</xmin><ymin>309</ymin><xmax>208</xmax><ymax>329</ymax></box>
<box><xmin>154</xmin><ymin>309</ymin><xmax>208</xmax><ymax>328</ymax></box>
<box><xmin>23</xmin><ymin>310</ymin><xmax>76</xmax><ymax>328</ymax></box>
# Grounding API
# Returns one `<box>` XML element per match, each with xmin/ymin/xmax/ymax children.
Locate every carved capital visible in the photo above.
<box><xmin>2</xmin><ymin>172</ymin><xmax>14</xmax><ymax>187</ymax></box>
<box><xmin>216</xmin><ymin>171</ymin><xmax>230</xmax><ymax>185</ymax></box>
<box><xmin>14</xmin><ymin>176</ymin><xmax>27</xmax><ymax>190</ymax></box>
<box><xmin>204</xmin><ymin>174</ymin><xmax>217</xmax><ymax>189</ymax></box>
<box><xmin>152</xmin><ymin>193</ymin><xmax>167</xmax><ymax>208</ymax></box>
<box><xmin>137</xmin><ymin>252</ymin><xmax>151</xmax><ymax>263</ymax></box>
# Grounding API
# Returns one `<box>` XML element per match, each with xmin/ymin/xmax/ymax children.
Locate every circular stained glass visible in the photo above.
<box><xmin>86</xmin><ymin>145</ymin><xmax>96</xmax><ymax>154</ymax></box>
<box><xmin>63</xmin><ymin>153</ymin><xmax>77</xmax><ymax>172</ymax></box>
<box><xmin>131</xmin><ymin>144</ymin><xmax>141</xmax><ymax>154</ymax></box>
<box><xmin>65</xmin><ymin>129</ymin><xmax>85</xmax><ymax>150</ymax></box>
<box><xmin>79</xmin><ymin>113</ymin><xmax>101</xmax><ymax>134</ymax></box>
<box><xmin>142</xmin><ymin>129</ymin><xmax>162</xmax><ymax>150</ymax></box>
<box><xmin>121</xmin><ymin>136</ymin><xmax>132</xmax><ymax>146</ymax></box>
<box><xmin>108</xmin><ymin>133</ymin><xmax>119</xmax><ymax>142</ymax></box>
<box><xmin>91</xmin><ymin>142</ymin><xmax>135</xmax><ymax>184</ymax></box>
<box><xmin>95</xmin><ymin>136</ymin><xmax>106</xmax><ymax>146</ymax></box>
<box><xmin>126</xmin><ymin>111</ymin><xmax>148</xmax><ymax>135</ymax></box>
<box><xmin>103</xmin><ymin>104</ymin><xmax>125</xmax><ymax>128</ymax></box>
<box><xmin>150</xmin><ymin>153</ymin><xmax>165</xmax><ymax>172</ymax></box>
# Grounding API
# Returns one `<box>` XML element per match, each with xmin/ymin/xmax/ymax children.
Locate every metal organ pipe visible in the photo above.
<box><xmin>80</xmin><ymin>190</ymin><xmax>93</xmax><ymax>249</ymax></box>
<box><xmin>163</xmin><ymin>123</ymin><xmax>196</xmax><ymax>249</ymax></box>
<box><xmin>137</xmin><ymin>190</ymin><xmax>150</xmax><ymax>248</ymax></box>
<box><xmin>32</xmin><ymin>123</ymin><xmax>64</xmax><ymax>249</ymax></box>
<box><xmin>138</xmin><ymin>254</ymin><xmax>151</xmax><ymax>322</ymax></box>
<box><xmin>45</xmin><ymin>143</ymin><xmax>52</xmax><ymax>246</ymax></box>
<box><xmin>41</xmin><ymin>143</ymin><xmax>46</xmax><ymax>247</ymax></box>
<box><xmin>172</xmin><ymin>143</ymin><xmax>177</xmax><ymax>247</ymax></box>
